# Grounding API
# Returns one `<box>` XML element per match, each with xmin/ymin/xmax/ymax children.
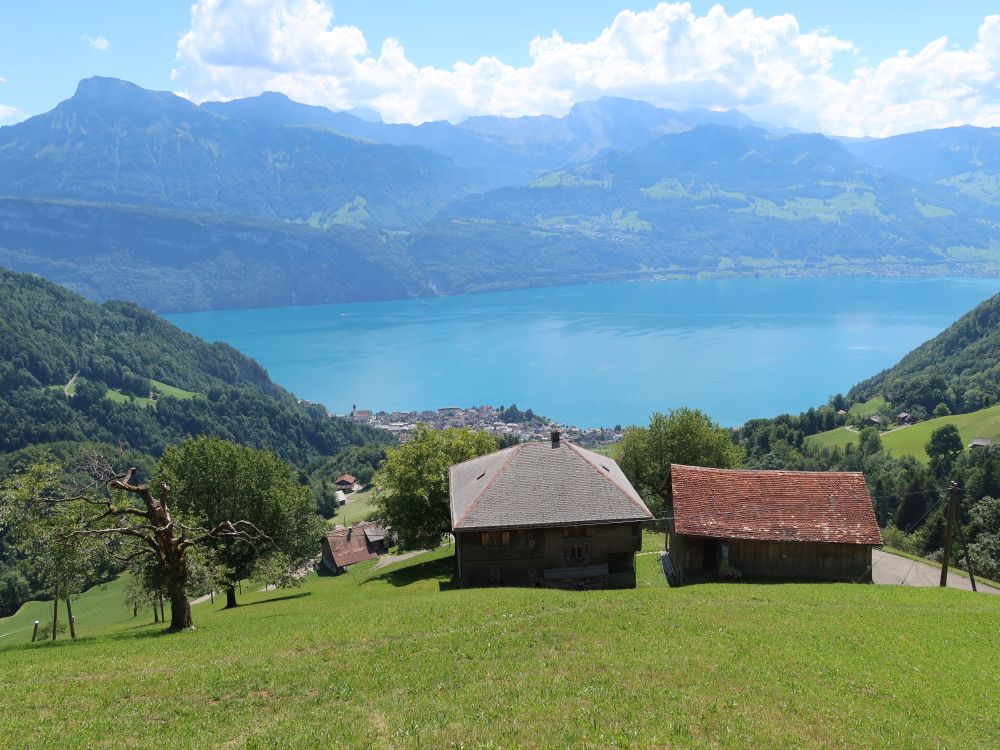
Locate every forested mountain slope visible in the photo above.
<box><xmin>850</xmin><ymin>290</ymin><xmax>1000</xmax><ymax>414</ymax></box>
<box><xmin>844</xmin><ymin>126</ymin><xmax>1000</xmax><ymax>207</ymax></box>
<box><xmin>205</xmin><ymin>93</ymin><xmax>764</xmax><ymax>190</ymax></box>
<box><xmin>416</xmin><ymin>126</ymin><xmax>996</xmax><ymax>294</ymax></box>
<box><xmin>0</xmin><ymin>79</ymin><xmax>998</xmax><ymax>312</ymax></box>
<box><xmin>0</xmin><ymin>268</ymin><xmax>387</xmax><ymax>467</ymax></box>
<box><xmin>0</xmin><ymin>197</ymin><xmax>429</xmax><ymax>312</ymax></box>
<box><xmin>0</xmin><ymin>77</ymin><xmax>469</xmax><ymax>230</ymax></box>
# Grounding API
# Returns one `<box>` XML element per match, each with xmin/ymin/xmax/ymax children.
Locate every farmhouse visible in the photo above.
<box><xmin>449</xmin><ymin>431</ymin><xmax>653</xmax><ymax>589</ymax></box>
<box><xmin>334</xmin><ymin>474</ymin><xmax>357</xmax><ymax>491</ymax></box>
<box><xmin>321</xmin><ymin>521</ymin><xmax>390</xmax><ymax>573</ymax></box>
<box><xmin>667</xmin><ymin>465</ymin><xmax>881</xmax><ymax>583</ymax></box>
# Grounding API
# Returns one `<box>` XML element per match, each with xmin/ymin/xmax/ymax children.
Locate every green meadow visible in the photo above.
<box><xmin>1</xmin><ymin>548</ymin><xmax>997</xmax><ymax>749</ymax></box>
<box><xmin>807</xmin><ymin>402</ymin><xmax>1000</xmax><ymax>462</ymax></box>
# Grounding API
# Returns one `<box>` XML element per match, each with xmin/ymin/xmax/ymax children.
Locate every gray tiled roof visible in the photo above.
<box><xmin>450</xmin><ymin>441</ymin><xmax>652</xmax><ymax>531</ymax></box>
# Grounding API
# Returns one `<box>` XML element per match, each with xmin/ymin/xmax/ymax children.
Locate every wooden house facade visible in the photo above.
<box><xmin>667</xmin><ymin>465</ymin><xmax>882</xmax><ymax>583</ymax></box>
<box><xmin>449</xmin><ymin>432</ymin><xmax>652</xmax><ymax>589</ymax></box>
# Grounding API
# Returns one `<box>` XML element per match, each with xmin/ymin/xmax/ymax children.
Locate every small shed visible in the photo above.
<box><xmin>969</xmin><ymin>437</ymin><xmax>993</xmax><ymax>449</ymax></box>
<box><xmin>867</xmin><ymin>415</ymin><xmax>885</xmax><ymax>427</ymax></box>
<box><xmin>668</xmin><ymin>465</ymin><xmax>882</xmax><ymax>583</ymax></box>
<box><xmin>321</xmin><ymin>521</ymin><xmax>390</xmax><ymax>573</ymax></box>
<box><xmin>896</xmin><ymin>412</ymin><xmax>914</xmax><ymax>425</ymax></box>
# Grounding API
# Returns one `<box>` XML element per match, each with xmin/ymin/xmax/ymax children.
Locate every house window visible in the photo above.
<box><xmin>564</xmin><ymin>541</ymin><xmax>589</xmax><ymax>563</ymax></box>
<box><xmin>481</xmin><ymin>530</ymin><xmax>512</xmax><ymax>547</ymax></box>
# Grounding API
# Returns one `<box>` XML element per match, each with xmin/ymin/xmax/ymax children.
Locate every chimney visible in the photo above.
<box><xmin>551</xmin><ymin>429</ymin><xmax>561</xmax><ymax>448</ymax></box>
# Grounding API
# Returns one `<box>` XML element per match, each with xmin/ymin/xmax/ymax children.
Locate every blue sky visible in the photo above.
<box><xmin>1</xmin><ymin>1</ymin><xmax>998</xmax><ymax>135</ymax></box>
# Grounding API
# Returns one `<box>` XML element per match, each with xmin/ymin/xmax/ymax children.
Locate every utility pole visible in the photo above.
<box><xmin>940</xmin><ymin>482</ymin><xmax>960</xmax><ymax>587</ymax></box>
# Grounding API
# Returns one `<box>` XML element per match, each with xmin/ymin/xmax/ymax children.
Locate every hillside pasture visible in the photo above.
<box><xmin>806</xmin><ymin>402</ymin><xmax>1000</xmax><ymax>461</ymax></box>
<box><xmin>1</xmin><ymin>548</ymin><xmax>998</xmax><ymax>749</ymax></box>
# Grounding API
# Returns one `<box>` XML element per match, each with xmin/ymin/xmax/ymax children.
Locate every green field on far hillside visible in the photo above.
<box><xmin>806</xmin><ymin>403</ymin><xmax>1000</xmax><ymax>461</ymax></box>
<box><xmin>150</xmin><ymin>379</ymin><xmax>199</xmax><ymax>400</ymax></box>
<box><xmin>1</xmin><ymin>548</ymin><xmax>998</xmax><ymax>749</ymax></box>
<box><xmin>331</xmin><ymin>487</ymin><xmax>376</xmax><ymax>526</ymax></box>
<box><xmin>848</xmin><ymin>396</ymin><xmax>886</xmax><ymax>418</ymax></box>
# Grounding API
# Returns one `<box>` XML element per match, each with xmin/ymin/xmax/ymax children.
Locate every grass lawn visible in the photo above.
<box><xmin>880</xmin><ymin>403</ymin><xmax>1000</xmax><ymax>461</ymax></box>
<box><xmin>1</xmin><ymin>548</ymin><xmax>998</xmax><ymax>748</ymax></box>
<box><xmin>150</xmin><ymin>379</ymin><xmax>199</xmax><ymax>400</ymax></box>
<box><xmin>590</xmin><ymin>444</ymin><xmax>619</xmax><ymax>459</ymax></box>
<box><xmin>331</xmin><ymin>487</ymin><xmax>376</xmax><ymax>526</ymax></box>
<box><xmin>806</xmin><ymin>402</ymin><xmax>1000</xmax><ymax>462</ymax></box>
<box><xmin>848</xmin><ymin>396</ymin><xmax>886</xmax><ymax>418</ymax></box>
<box><xmin>804</xmin><ymin>426</ymin><xmax>859</xmax><ymax>451</ymax></box>
<box><xmin>105</xmin><ymin>388</ymin><xmax>157</xmax><ymax>408</ymax></box>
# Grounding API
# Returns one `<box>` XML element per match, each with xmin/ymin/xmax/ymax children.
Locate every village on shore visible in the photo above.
<box><xmin>344</xmin><ymin>404</ymin><xmax>623</xmax><ymax>446</ymax></box>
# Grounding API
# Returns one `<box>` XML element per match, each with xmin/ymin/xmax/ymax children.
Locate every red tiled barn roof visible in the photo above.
<box><xmin>670</xmin><ymin>465</ymin><xmax>882</xmax><ymax>545</ymax></box>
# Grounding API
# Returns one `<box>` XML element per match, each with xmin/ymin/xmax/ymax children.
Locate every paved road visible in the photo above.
<box><xmin>872</xmin><ymin>549</ymin><xmax>999</xmax><ymax>595</ymax></box>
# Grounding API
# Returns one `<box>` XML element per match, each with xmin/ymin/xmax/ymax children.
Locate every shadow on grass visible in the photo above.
<box><xmin>366</xmin><ymin>556</ymin><xmax>458</xmax><ymax>590</ymax></box>
<box><xmin>235</xmin><ymin>591</ymin><xmax>312</xmax><ymax>608</ymax></box>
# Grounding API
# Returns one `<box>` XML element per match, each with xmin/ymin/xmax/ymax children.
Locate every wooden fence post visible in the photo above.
<box><xmin>66</xmin><ymin>598</ymin><xmax>76</xmax><ymax>639</ymax></box>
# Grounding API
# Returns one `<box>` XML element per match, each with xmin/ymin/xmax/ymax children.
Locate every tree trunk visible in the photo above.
<box><xmin>153</xmin><ymin>604</ymin><xmax>159</xmax><ymax>623</ymax></box>
<box><xmin>51</xmin><ymin>583</ymin><xmax>59</xmax><ymax>641</ymax></box>
<box><xmin>65</xmin><ymin>597</ymin><xmax>76</xmax><ymax>639</ymax></box>
<box><xmin>225</xmin><ymin>586</ymin><xmax>238</xmax><ymax>609</ymax></box>
<box><xmin>159</xmin><ymin>594</ymin><xmax>165</xmax><ymax>624</ymax></box>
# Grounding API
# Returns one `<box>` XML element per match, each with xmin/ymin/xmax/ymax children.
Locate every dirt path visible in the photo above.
<box><xmin>872</xmin><ymin>549</ymin><xmax>999</xmax><ymax>594</ymax></box>
<box><xmin>64</xmin><ymin>371</ymin><xmax>79</xmax><ymax>396</ymax></box>
<box><xmin>374</xmin><ymin>550</ymin><xmax>425</xmax><ymax>570</ymax></box>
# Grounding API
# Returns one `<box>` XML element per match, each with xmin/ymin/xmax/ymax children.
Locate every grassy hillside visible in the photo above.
<box><xmin>850</xmin><ymin>289</ymin><xmax>1000</xmax><ymax>415</ymax></box>
<box><xmin>806</xmin><ymin>402</ymin><xmax>1000</xmax><ymax>461</ymax></box>
<box><xmin>1</xmin><ymin>549</ymin><xmax>997</xmax><ymax>748</ymax></box>
<box><xmin>0</xmin><ymin>267</ymin><xmax>388</xmax><ymax>467</ymax></box>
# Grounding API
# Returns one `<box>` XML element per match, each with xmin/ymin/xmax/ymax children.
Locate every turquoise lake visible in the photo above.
<box><xmin>166</xmin><ymin>277</ymin><xmax>1000</xmax><ymax>428</ymax></box>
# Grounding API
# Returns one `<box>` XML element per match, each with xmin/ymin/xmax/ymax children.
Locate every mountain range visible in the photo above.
<box><xmin>0</xmin><ymin>77</ymin><xmax>998</xmax><ymax>311</ymax></box>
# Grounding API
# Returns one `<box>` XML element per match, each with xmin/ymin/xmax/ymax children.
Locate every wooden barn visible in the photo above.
<box><xmin>321</xmin><ymin>521</ymin><xmax>390</xmax><ymax>574</ymax></box>
<box><xmin>449</xmin><ymin>431</ymin><xmax>653</xmax><ymax>589</ymax></box>
<box><xmin>667</xmin><ymin>465</ymin><xmax>882</xmax><ymax>583</ymax></box>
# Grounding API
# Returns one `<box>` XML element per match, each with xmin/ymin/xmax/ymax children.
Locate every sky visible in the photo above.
<box><xmin>0</xmin><ymin>1</ymin><xmax>998</xmax><ymax>136</ymax></box>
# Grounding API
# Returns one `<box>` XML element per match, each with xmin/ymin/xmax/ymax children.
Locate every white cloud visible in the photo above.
<box><xmin>83</xmin><ymin>34</ymin><xmax>111</xmax><ymax>52</ymax></box>
<box><xmin>171</xmin><ymin>1</ymin><xmax>1000</xmax><ymax>136</ymax></box>
<box><xmin>0</xmin><ymin>103</ymin><xmax>26</xmax><ymax>125</ymax></box>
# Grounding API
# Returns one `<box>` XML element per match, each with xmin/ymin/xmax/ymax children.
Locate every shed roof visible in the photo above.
<box><xmin>450</xmin><ymin>441</ymin><xmax>652</xmax><ymax>531</ymax></box>
<box><xmin>323</xmin><ymin>522</ymin><xmax>386</xmax><ymax>568</ymax></box>
<box><xmin>335</xmin><ymin>474</ymin><xmax>357</xmax><ymax>484</ymax></box>
<box><xmin>670</xmin><ymin>464</ymin><xmax>881</xmax><ymax>545</ymax></box>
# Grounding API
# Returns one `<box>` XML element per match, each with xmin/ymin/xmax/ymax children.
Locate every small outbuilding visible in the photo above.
<box><xmin>896</xmin><ymin>412</ymin><xmax>914</xmax><ymax>425</ymax></box>
<box><xmin>969</xmin><ymin>437</ymin><xmax>993</xmax><ymax>449</ymax></box>
<box><xmin>450</xmin><ymin>431</ymin><xmax>652</xmax><ymax>589</ymax></box>
<box><xmin>667</xmin><ymin>465</ymin><xmax>882</xmax><ymax>583</ymax></box>
<box><xmin>321</xmin><ymin>521</ymin><xmax>390</xmax><ymax>573</ymax></box>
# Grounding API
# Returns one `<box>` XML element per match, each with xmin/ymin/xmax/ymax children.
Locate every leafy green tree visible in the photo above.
<box><xmin>0</xmin><ymin>455</ymin><xmax>268</xmax><ymax>631</ymax></box>
<box><xmin>372</xmin><ymin>426</ymin><xmax>498</xmax><ymax>550</ymax></box>
<box><xmin>926</xmin><ymin>424</ymin><xmax>964</xmax><ymax>479</ymax></box>
<box><xmin>617</xmin><ymin>408</ymin><xmax>746</xmax><ymax>519</ymax></box>
<box><xmin>0</xmin><ymin>459</ymin><xmax>108</xmax><ymax>639</ymax></box>
<box><xmin>158</xmin><ymin>437</ymin><xmax>325</xmax><ymax>608</ymax></box>
<box><xmin>932</xmin><ymin>402</ymin><xmax>951</xmax><ymax>418</ymax></box>
<box><xmin>968</xmin><ymin>496</ymin><xmax>1000</xmax><ymax>581</ymax></box>
<box><xmin>858</xmin><ymin>427</ymin><xmax>883</xmax><ymax>457</ymax></box>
